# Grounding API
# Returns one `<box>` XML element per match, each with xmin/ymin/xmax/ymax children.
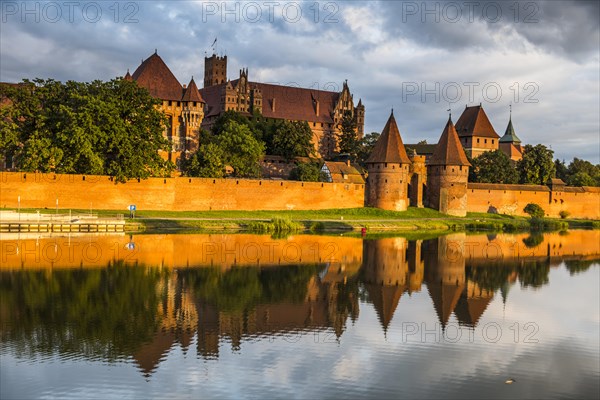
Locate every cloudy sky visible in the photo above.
<box><xmin>1</xmin><ymin>1</ymin><xmax>599</xmax><ymax>162</ymax></box>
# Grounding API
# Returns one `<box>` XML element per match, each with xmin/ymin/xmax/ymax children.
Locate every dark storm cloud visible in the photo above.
<box><xmin>378</xmin><ymin>0</ymin><xmax>600</xmax><ymax>61</ymax></box>
<box><xmin>0</xmin><ymin>0</ymin><xmax>598</xmax><ymax>162</ymax></box>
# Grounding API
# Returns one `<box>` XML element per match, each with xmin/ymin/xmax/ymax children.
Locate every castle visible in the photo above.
<box><xmin>126</xmin><ymin>51</ymin><xmax>365</xmax><ymax>165</ymax></box>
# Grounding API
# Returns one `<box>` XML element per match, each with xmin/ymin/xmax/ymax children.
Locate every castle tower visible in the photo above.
<box><xmin>181</xmin><ymin>77</ymin><xmax>205</xmax><ymax>154</ymax></box>
<box><xmin>426</xmin><ymin>116</ymin><xmax>471</xmax><ymax>216</ymax></box>
<box><xmin>204</xmin><ymin>54</ymin><xmax>227</xmax><ymax>88</ymax></box>
<box><xmin>365</xmin><ymin>111</ymin><xmax>412</xmax><ymax>211</ymax></box>
<box><xmin>499</xmin><ymin>113</ymin><xmax>523</xmax><ymax>162</ymax></box>
<box><xmin>355</xmin><ymin>99</ymin><xmax>365</xmax><ymax>137</ymax></box>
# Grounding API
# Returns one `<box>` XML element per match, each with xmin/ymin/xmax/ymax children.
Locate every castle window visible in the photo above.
<box><xmin>313</xmin><ymin>122</ymin><xmax>316</xmax><ymax>127</ymax></box>
<box><xmin>320</xmin><ymin>123</ymin><xmax>323</xmax><ymax>127</ymax></box>
<box><xmin>177</xmin><ymin>102</ymin><xmax>180</xmax><ymax>107</ymax></box>
<box><xmin>484</xmin><ymin>139</ymin><xmax>487</xmax><ymax>144</ymax></box>
<box><xmin>168</xmin><ymin>101</ymin><xmax>172</xmax><ymax>106</ymax></box>
<box><xmin>477</xmin><ymin>138</ymin><xmax>480</xmax><ymax>143</ymax></box>
<box><xmin>492</xmin><ymin>140</ymin><xmax>495</xmax><ymax>144</ymax></box>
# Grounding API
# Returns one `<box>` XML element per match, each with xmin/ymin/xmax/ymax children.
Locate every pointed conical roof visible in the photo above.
<box><xmin>455</xmin><ymin>105</ymin><xmax>499</xmax><ymax>138</ymax></box>
<box><xmin>499</xmin><ymin>117</ymin><xmax>522</xmax><ymax>144</ymax></box>
<box><xmin>428</xmin><ymin>117</ymin><xmax>471</xmax><ymax>166</ymax></box>
<box><xmin>427</xmin><ymin>281</ymin><xmax>464</xmax><ymax>328</ymax></box>
<box><xmin>454</xmin><ymin>294</ymin><xmax>493</xmax><ymax>327</ymax></box>
<box><xmin>124</xmin><ymin>69</ymin><xmax>133</xmax><ymax>81</ymax></box>
<box><xmin>365</xmin><ymin>283</ymin><xmax>404</xmax><ymax>333</ymax></box>
<box><xmin>182</xmin><ymin>77</ymin><xmax>204</xmax><ymax>102</ymax></box>
<box><xmin>131</xmin><ymin>52</ymin><xmax>183</xmax><ymax>100</ymax></box>
<box><xmin>366</xmin><ymin>111</ymin><xmax>411</xmax><ymax>164</ymax></box>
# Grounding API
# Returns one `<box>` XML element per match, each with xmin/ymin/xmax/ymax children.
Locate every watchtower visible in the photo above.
<box><xmin>426</xmin><ymin>116</ymin><xmax>471</xmax><ymax>216</ymax></box>
<box><xmin>204</xmin><ymin>54</ymin><xmax>227</xmax><ymax>88</ymax></box>
<box><xmin>365</xmin><ymin>111</ymin><xmax>412</xmax><ymax>211</ymax></box>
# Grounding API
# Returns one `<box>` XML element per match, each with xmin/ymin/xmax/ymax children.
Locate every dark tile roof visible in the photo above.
<box><xmin>366</xmin><ymin>112</ymin><xmax>411</xmax><ymax>164</ymax></box>
<box><xmin>200</xmin><ymin>80</ymin><xmax>341</xmax><ymax>122</ymax></box>
<box><xmin>499</xmin><ymin>117</ymin><xmax>522</xmax><ymax>143</ymax></box>
<box><xmin>428</xmin><ymin>117</ymin><xmax>471</xmax><ymax>166</ymax></box>
<box><xmin>131</xmin><ymin>52</ymin><xmax>184</xmax><ymax>101</ymax></box>
<box><xmin>455</xmin><ymin>105</ymin><xmax>500</xmax><ymax>139</ymax></box>
<box><xmin>323</xmin><ymin>161</ymin><xmax>365</xmax><ymax>184</ymax></box>
<box><xmin>181</xmin><ymin>78</ymin><xmax>204</xmax><ymax>102</ymax></box>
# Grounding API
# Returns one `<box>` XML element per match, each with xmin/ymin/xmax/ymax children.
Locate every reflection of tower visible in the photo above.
<box><xmin>133</xmin><ymin>273</ymin><xmax>199</xmax><ymax>377</ymax></box>
<box><xmin>454</xmin><ymin>281</ymin><xmax>494</xmax><ymax>328</ymax></box>
<box><xmin>361</xmin><ymin>238</ymin><xmax>410</xmax><ymax>333</ymax></box>
<box><xmin>424</xmin><ymin>234</ymin><xmax>466</xmax><ymax>329</ymax></box>
<box><xmin>407</xmin><ymin>239</ymin><xmax>424</xmax><ymax>292</ymax></box>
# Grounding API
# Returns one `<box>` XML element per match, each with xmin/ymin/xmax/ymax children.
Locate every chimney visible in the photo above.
<box><xmin>315</xmin><ymin>100</ymin><xmax>320</xmax><ymax>116</ymax></box>
<box><xmin>271</xmin><ymin>98</ymin><xmax>276</xmax><ymax>112</ymax></box>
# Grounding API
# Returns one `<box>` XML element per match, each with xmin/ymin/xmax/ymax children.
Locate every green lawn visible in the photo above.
<box><xmin>5</xmin><ymin>206</ymin><xmax>597</xmax><ymax>233</ymax></box>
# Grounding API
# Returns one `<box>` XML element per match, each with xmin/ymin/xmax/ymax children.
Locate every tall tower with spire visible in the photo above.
<box><xmin>427</xmin><ymin>116</ymin><xmax>471</xmax><ymax>216</ymax></box>
<box><xmin>499</xmin><ymin>107</ymin><xmax>524</xmax><ymax>162</ymax></box>
<box><xmin>365</xmin><ymin>111</ymin><xmax>412</xmax><ymax>211</ymax></box>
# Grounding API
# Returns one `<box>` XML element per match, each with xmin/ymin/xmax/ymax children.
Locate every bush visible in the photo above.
<box><xmin>559</xmin><ymin>210</ymin><xmax>570</xmax><ymax>219</ymax></box>
<box><xmin>524</xmin><ymin>203</ymin><xmax>545</xmax><ymax>218</ymax></box>
<box><xmin>246</xmin><ymin>217</ymin><xmax>303</xmax><ymax>234</ymax></box>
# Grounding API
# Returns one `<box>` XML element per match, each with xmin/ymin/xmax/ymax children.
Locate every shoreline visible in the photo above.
<box><xmin>3</xmin><ymin>207</ymin><xmax>597</xmax><ymax>235</ymax></box>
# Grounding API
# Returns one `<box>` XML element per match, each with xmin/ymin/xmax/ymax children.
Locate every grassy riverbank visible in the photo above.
<box><xmin>7</xmin><ymin>207</ymin><xmax>599</xmax><ymax>234</ymax></box>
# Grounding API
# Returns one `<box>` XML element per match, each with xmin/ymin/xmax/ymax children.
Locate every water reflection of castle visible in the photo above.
<box><xmin>129</xmin><ymin>233</ymin><xmax>598</xmax><ymax>375</ymax></box>
<box><xmin>2</xmin><ymin>232</ymin><xmax>598</xmax><ymax>377</ymax></box>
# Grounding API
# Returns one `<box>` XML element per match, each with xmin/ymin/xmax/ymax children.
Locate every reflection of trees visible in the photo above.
<box><xmin>180</xmin><ymin>264</ymin><xmax>325</xmax><ymax>312</ymax></box>
<box><xmin>466</xmin><ymin>260</ymin><xmax>551</xmax><ymax>291</ymax></box>
<box><xmin>517</xmin><ymin>261</ymin><xmax>550</xmax><ymax>288</ymax></box>
<box><xmin>564</xmin><ymin>259</ymin><xmax>599</xmax><ymax>276</ymax></box>
<box><xmin>522</xmin><ymin>234</ymin><xmax>544</xmax><ymax>248</ymax></box>
<box><xmin>466</xmin><ymin>264</ymin><xmax>515</xmax><ymax>292</ymax></box>
<box><xmin>0</xmin><ymin>262</ymin><xmax>168</xmax><ymax>360</ymax></box>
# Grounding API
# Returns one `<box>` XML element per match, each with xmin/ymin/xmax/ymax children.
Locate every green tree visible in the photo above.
<box><xmin>523</xmin><ymin>203</ymin><xmax>545</xmax><ymax>218</ymax></box>
<box><xmin>217</xmin><ymin>120</ymin><xmax>265</xmax><ymax>178</ymax></box>
<box><xmin>566</xmin><ymin>158</ymin><xmax>600</xmax><ymax>186</ymax></box>
<box><xmin>271</xmin><ymin>120</ymin><xmax>315</xmax><ymax>161</ymax></box>
<box><xmin>289</xmin><ymin>161</ymin><xmax>325</xmax><ymax>182</ymax></box>
<box><xmin>517</xmin><ymin>144</ymin><xmax>556</xmax><ymax>185</ymax></box>
<box><xmin>356</xmin><ymin>131</ymin><xmax>380</xmax><ymax>166</ymax></box>
<box><xmin>469</xmin><ymin>150</ymin><xmax>518</xmax><ymax>184</ymax></box>
<box><xmin>1</xmin><ymin>78</ymin><xmax>173</xmax><ymax>182</ymax></box>
<box><xmin>338</xmin><ymin>111</ymin><xmax>360</xmax><ymax>160</ymax></box>
<box><xmin>554</xmin><ymin>159</ymin><xmax>568</xmax><ymax>181</ymax></box>
<box><xmin>184</xmin><ymin>142</ymin><xmax>225</xmax><ymax>178</ymax></box>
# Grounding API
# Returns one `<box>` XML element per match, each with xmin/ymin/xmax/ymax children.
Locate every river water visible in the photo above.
<box><xmin>1</xmin><ymin>230</ymin><xmax>599</xmax><ymax>399</ymax></box>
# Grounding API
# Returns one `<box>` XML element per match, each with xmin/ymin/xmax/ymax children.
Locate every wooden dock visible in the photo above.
<box><xmin>0</xmin><ymin>211</ymin><xmax>126</xmax><ymax>233</ymax></box>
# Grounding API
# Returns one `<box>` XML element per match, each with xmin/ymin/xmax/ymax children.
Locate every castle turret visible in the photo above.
<box><xmin>499</xmin><ymin>114</ymin><xmax>523</xmax><ymax>162</ymax></box>
<box><xmin>365</xmin><ymin>111</ymin><xmax>412</xmax><ymax>211</ymax></box>
<box><xmin>426</xmin><ymin>116</ymin><xmax>471</xmax><ymax>216</ymax></box>
<box><xmin>355</xmin><ymin>99</ymin><xmax>365</xmax><ymax>138</ymax></box>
